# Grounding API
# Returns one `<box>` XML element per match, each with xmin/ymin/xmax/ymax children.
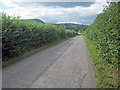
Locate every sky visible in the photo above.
<box><xmin>0</xmin><ymin>0</ymin><xmax>109</xmax><ymax>25</ymax></box>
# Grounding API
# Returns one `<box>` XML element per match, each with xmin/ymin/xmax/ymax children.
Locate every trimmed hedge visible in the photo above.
<box><xmin>2</xmin><ymin>13</ymin><xmax>77</xmax><ymax>61</ymax></box>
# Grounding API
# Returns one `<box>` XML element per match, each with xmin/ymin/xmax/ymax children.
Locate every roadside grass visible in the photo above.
<box><xmin>83</xmin><ymin>35</ymin><xmax>118</xmax><ymax>88</ymax></box>
<box><xmin>2</xmin><ymin>37</ymin><xmax>74</xmax><ymax>69</ymax></box>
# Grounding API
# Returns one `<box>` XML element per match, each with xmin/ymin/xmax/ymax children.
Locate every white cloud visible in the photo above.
<box><xmin>0</xmin><ymin>0</ymin><xmax>108</xmax><ymax>24</ymax></box>
<box><xmin>57</xmin><ymin>22</ymin><xmax>82</xmax><ymax>24</ymax></box>
<box><xmin>0</xmin><ymin>0</ymin><xmax>17</xmax><ymax>7</ymax></box>
<box><xmin>0</xmin><ymin>0</ymin><xmax>96</xmax><ymax>3</ymax></box>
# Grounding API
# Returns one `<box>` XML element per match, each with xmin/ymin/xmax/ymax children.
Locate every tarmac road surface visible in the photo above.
<box><xmin>3</xmin><ymin>35</ymin><xmax>96</xmax><ymax>88</ymax></box>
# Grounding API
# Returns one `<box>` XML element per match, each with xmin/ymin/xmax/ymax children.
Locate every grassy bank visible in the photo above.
<box><xmin>83</xmin><ymin>35</ymin><xmax>118</xmax><ymax>88</ymax></box>
<box><xmin>3</xmin><ymin>37</ymin><xmax>74</xmax><ymax>68</ymax></box>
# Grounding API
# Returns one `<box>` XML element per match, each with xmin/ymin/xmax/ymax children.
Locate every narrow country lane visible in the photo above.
<box><xmin>3</xmin><ymin>36</ymin><xmax>96</xmax><ymax>88</ymax></box>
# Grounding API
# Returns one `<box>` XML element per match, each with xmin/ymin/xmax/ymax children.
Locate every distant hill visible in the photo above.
<box><xmin>55</xmin><ymin>23</ymin><xmax>88</xmax><ymax>30</ymax></box>
<box><xmin>21</xmin><ymin>19</ymin><xmax>45</xmax><ymax>23</ymax></box>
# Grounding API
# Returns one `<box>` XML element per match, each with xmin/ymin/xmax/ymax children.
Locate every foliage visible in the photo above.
<box><xmin>2</xmin><ymin>13</ymin><xmax>77</xmax><ymax>61</ymax></box>
<box><xmin>55</xmin><ymin>23</ymin><xmax>88</xmax><ymax>31</ymax></box>
<box><xmin>84</xmin><ymin>2</ymin><xmax>119</xmax><ymax>69</ymax></box>
<box><xmin>21</xmin><ymin>19</ymin><xmax>45</xmax><ymax>23</ymax></box>
<box><xmin>83</xmin><ymin>2</ymin><xmax>119</xmax><ymax>87</ymax></box>
<box><xmin>3</xmin><ymin>37</ymin><xmax>72</xmax><ymax>68</ymax></box>
<box><xmin>80</xmin><ymin>25</ymin><xmax>88</xmax><ymax>33</ymax></box>
<box><xmin>84</xmin><ymin>36</ymin><xmax>118</xmax><ymax>88</ymax></box>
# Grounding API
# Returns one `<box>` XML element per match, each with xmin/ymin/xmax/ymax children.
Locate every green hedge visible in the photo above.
<box><xmin>2</xmin><ymin>13</ymin><xmax>77</xmax><ymax>61</ymax></box>
<box><xmin>84</xmin><ymin>2</ymin><xmax>119</xmax><ymax>69</ymax></box>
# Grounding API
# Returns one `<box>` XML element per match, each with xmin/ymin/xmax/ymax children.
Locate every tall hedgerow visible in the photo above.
<box><xmin>84</xmin><ymin>2</ymin><xmax>119</xmax><ymax>69</ymax></box>
<box><xmin>2</xmin><ymin>13</ymin><xmax>77</xmax><ymax>61</ymax></box>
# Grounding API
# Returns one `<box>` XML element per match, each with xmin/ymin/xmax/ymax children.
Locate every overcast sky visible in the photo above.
<box><xmin>0</xmin><ymin>0</ymin><xmax>109</xmax><ymax>25</ymax></box>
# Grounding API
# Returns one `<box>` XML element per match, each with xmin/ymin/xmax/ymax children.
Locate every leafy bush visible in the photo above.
<box><xmin>2</xmin><ymin>13</ymin><xmax>77</xmax><ymax>61</ymax></box>
<box><xmin>84</xmin><ymin>2</ymin><xmax>119</xmax><ymax>69</ymax></box>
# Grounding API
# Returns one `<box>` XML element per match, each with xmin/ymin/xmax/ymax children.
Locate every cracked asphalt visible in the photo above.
<box><xmin>3</xmin><ymin>35</ymin><xmax>96</xmax><ymax>88</ymax></box>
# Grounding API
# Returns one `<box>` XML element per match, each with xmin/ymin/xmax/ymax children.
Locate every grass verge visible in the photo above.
<box><xmin>83</xmin><ymin>35</ymin><xmax>118</xmax><ymax>88</ymax></box>
<box><xmin>2</xmin><ymin>37</ymin><xmax>74</xmax><ymax>69</ymax></box>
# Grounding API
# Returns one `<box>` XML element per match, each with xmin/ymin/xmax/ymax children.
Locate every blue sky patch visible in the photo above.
<box><xmin>0</xmin><ymin>2</ymin><xmax>14</xmax><ymax>10</ymax></box>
